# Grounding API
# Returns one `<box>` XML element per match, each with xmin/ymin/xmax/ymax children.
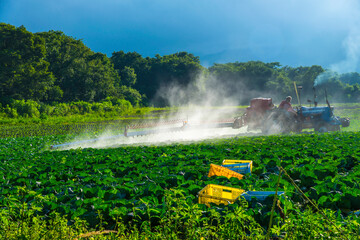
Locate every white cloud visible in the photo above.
<box><xmin>330</xmin><ymin>28</ymin><xmax>360</xmax><ymax>73</ymax></box>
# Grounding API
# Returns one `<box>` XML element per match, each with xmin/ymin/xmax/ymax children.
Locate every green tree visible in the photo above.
<box><xmin>208</xmin><ymin>61</ymin><xmax>280</xmax><ymax>104</ymax></box>
<box><xmin>111</xmin><ymin>51</ymin><xmax>203</xmax><ymax>106</ymax></box>
<box><xmin>118</xmin><ymin>85</ymin><xmax>142</xmax><ymax>105</ymax></box>
<box><xmin>111</xmin><ymin>51</ymin><xmax>150</xmax><ymax>98</ymax></box>
<box><xmin>120</xmin><ymin>66</ymin><xmax>137</xmax><ymax>87</ymax></box>
<box><xmin>265</xmin><ymin>72</ymin><xmax>293</xmax><ymax>102</ymax></box>
<box><xmin>339</xmin><ymin>72</ymin><xmax>360</xmax><ymax>85</ymax></box>
<box><xmin>0</xmin><ymin>23</ymin><xmax>57</xmax><ymax>102</ymax></box>
<box><xmin>281</xmin><ymin>65</ymin><xmax>324</xmax><ymax>101</ymax></box>
<box><xmin>37</xmin><ymin>31</ymin><xmax>119</xmax><ymax>102</ymax></box>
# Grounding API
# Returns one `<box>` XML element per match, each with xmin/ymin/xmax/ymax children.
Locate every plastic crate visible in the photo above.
<box><xmin>198</xmin><ymin>184</ymin><xmax>245</xmax><ymax>206</ymax></box>
<box><xmin>222</xmin><ymin>163</ymin><xmax>251</xmax><ymax>174</ymax></box>
<box><xmin>208</xmin><ymin>164</ymin><xmax>244</xmax><ymax>180</ymax></box>
<box><xmin>222</xmin><ymin>160</ymin><xmax>253</xmax><ymax>174</ymax></box>
<box><xmin>240</xmin><ymin>191</ymin><xmax>285</xmax><ymax>201</ymax></box>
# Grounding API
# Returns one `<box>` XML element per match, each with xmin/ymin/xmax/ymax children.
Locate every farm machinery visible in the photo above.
<box><xmin>126</xmin><ymin>87</ymin><xmax>350</xmax><ymax>135</ymax></box>
<box><xmin>232</xmin><ymin>89</ymin><xmax>350</xmax><ymax>134</ymax></box>
<box><xmin>51</xmin><ymin>86</ymin><xmax>350</xmax><ymax>149</ymax></box>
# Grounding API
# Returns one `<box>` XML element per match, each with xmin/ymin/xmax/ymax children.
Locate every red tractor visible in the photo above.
<box><xmin>233</xmin><ymin>98</ymin><xmax>276</xmax><ymax>132</ymax></box>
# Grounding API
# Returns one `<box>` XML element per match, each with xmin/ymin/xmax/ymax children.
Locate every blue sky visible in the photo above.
<box><xmin>1</xmin><ymin>0</ymin><xmax>360</xmax><ymax>70</ymax></box>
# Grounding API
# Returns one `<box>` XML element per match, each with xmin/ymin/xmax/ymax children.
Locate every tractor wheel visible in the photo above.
<box><xmin>274</xmin><ymin>111</ymin><xmax>294</xmax><ymax>134</ymax></box>
<box><xmin>293</xmin><ymin>122</ymin><xmax>302</xmax><ymax>133</ymax></box>
<box><xmin>315</xmin><ymin>123</ymin><xmax>329</xmax><ymax>133</ymax></box>
<box><xmin>328</xmin><ymin>124</ymin><xmax>340</xmax><ymax>131</ymax></box>
<box><xmin>318</xmin><ymin>126</ymin><xmax>328</xmax><ymax>133</ymax></box>
<box><xmin>232</xmin><ymin>117</ymin><xmax>243</xmax><ymax>129</ymax></box>
<box><xmin>332</xmin><ymin>125</ymin><xmax>340</xmax><ymax>131</ymax></box>
<box><xmin>340</xmin><ymin>117</ymin><xmax>350</xmax><ymax>127</ymax></box>
<box><xmin>261</xmin><ymin>111</ymin><xmax>284</xmax><ymax>134</ymax></box>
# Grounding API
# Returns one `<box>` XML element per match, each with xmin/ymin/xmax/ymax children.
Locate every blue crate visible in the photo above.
<box><xmin>222</xmin><ymin>163</ymin><xmax>251</xmax><ymax>174</ymax></box>
<box><xmin>240</xmin><ymin>191</ymin><xmax>284</xmax><ymax>201</ymax></box>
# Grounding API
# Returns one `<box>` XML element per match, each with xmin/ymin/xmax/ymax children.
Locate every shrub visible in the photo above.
<box><xmin>52</xmin><ymin>103</ymin><xmax>71</xmax><ymax>116</ymax></box>
<box><xmin>114</xmin><ymin>99</ymin><xmax>132</xmax><ymax>114</ymax></box>
<box><xmin>71</xmin><ymin>101</ymin><xmax>93</xmax><ymax>114</ymax></box>
<box><xmin>4</xmin><ymin>105</ymin><xmax>18</xmax><ymax>118</ymax></box>
<box><xmin>11</xmin><ymin>100</ymin><xmax>40</xmax><ymax>118</ymax></box>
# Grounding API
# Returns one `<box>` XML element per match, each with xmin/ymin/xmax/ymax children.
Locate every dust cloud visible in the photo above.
<box><xmin>53</xmin><ymin>72</ymin><xmax>262</xmax><ymax>150</ymax></box>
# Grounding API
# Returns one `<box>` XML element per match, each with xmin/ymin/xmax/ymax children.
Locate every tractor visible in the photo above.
<box><xmin>233</xmin><ymin>91</ymin><xmax>350</xmax><ymax>134</ymax></box>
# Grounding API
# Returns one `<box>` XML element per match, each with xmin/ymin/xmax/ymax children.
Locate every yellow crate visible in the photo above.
<box><xmin>222</xmin><ymin>159</ymin><xmax>253</xmax><ymax>172</ymax></box>
<box><xmin>198</xmin><ymin>184</ymin><xmax>245</xmax><ymax>206</ymax></box>
<box><xmin>208</xmin><ymin>164</ymin><xmax>244</xmax><ymax>180</ymax></box>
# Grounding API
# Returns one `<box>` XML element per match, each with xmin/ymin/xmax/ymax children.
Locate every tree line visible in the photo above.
<box><xmin>1</xmin><ymin>23</ymin><xmax>359</xmax><ymax>109</ymax></box>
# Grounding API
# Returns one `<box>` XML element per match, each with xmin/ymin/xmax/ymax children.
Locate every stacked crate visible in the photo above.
<box><xmin>198</xmin><ymin>159</ymin><xmax>284</xmax><ymax>206</ymax></box>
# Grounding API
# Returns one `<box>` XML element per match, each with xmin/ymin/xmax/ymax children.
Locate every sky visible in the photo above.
<box><xmin>1</xmin><ymin>0</ymin><xmax>360</xmax><ymax>71</ymax></box>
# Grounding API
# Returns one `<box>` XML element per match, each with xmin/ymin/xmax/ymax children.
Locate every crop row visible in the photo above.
<box><xmin>0</xmin><ymin>122</ymin><xmax>127</xmax><ymax>138</ymax></box>
<box><xmin>1</xmin><ymin>132</ymin><xmax>360</xmax><ymax>232</ymax></box>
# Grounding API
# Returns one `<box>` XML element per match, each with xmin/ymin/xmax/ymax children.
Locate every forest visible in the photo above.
<box><xmin>1</xmin><ymin>23</ymin><xmax>360</xmax><ymax>111</ymax></box>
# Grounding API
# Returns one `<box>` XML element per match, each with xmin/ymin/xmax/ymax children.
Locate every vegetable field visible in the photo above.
<box><xmin>1</xmin><ymin>130</ymin><xmax>360</xmax><ymax>239</ymax></box>
<box><xmin>0</xmin><ymin>104</ymin><xmax>358</xmax><ymax>239</ymax></box>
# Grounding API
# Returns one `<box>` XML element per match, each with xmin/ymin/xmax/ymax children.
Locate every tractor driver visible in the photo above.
<box><xmin>279</xmin><ymin>96</ymin><xmax>297</xmax><ymax>115</ymax></box>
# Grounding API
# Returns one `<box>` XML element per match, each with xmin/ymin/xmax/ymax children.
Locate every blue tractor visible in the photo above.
<box><xmin>261</xmin><ymin>87</ymin><xmax>350</xmax><ymax>133</ymax></box>
<box><xmin>297</xmin><ymin>105</ymin><xmax>349</xmax><ymax>132</ymax></box>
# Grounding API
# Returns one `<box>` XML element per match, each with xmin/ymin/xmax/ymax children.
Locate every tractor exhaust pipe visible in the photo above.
<box><xmin>325</xmin><ymin>88</ymin><xmax>333</xmax><ymax>116</ymax></box>
<box><xmin>313</xmin><ymin>87</ymin><xmax>318</xmax><ymax>107</ymax></box>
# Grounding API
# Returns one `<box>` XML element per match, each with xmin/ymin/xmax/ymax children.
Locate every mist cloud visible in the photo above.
<box><xmin>314</xmin><ymin>26</ymin><xmax>360</xmax><ymax>87</ymax></box>
<box><xmin>55</xmin><ymin>72</ymin><xmax>265</xmax><ymax>150</ymax></box>
<box><xmin>330</xmin><ymin>28</ymin><xmax>360</xmax><ymax>73</ymax></box>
